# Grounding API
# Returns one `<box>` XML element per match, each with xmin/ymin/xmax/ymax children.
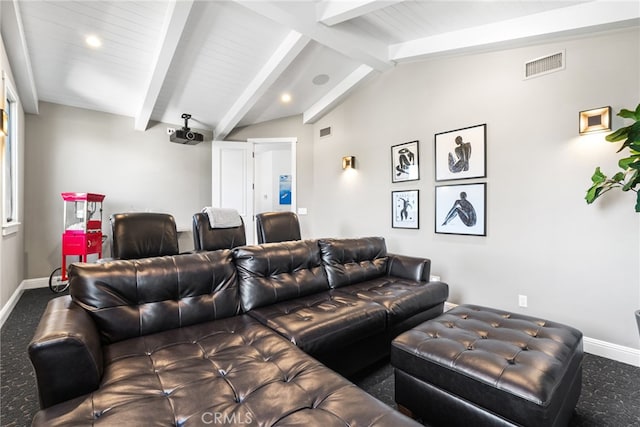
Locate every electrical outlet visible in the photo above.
<box><xmin>518</xmin><ymin>295</ymin><xmax>528</xmax><ymax>308</ymax></box>
<box><xmin>166</xmin><ymin>127</ymin><xmax>175</xmax><ymax>135</ymax></box>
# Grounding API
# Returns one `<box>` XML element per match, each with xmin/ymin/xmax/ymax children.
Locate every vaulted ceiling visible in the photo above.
<box><xmin>2</xmin><ymin>1</ymin><xmax>638</xmax><ymax>139</ymax></box>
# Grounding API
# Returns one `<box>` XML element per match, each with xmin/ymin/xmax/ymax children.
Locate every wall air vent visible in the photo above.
<box><xmin>524</xmin><ymin>51</ymin><xmax>565</xmax><ymax>79</ymax></box>
<box><xmin>320</xmin><ymin>126</ymin><xmax>331</xmax><ymax>138</ymax></box>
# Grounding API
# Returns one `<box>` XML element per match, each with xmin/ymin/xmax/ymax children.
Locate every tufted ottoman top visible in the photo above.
<box><xmin>391</xmin><ymin>304</ymin><xmax>583</xmax><ymax>425</ymax></box>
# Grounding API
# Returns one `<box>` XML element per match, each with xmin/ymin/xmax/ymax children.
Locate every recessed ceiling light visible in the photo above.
<box><xmin>85</xmin><ymin>35</ymin><xmax>102</xmax><ymax>48</ymax></box>
<box><xmin>280</xmin><ymin>93</ymin><xmax>292</xmax><ymax>103</ymax></box>
<box><xmin>312</xmin><ymin>74</ymin><xmax>330</xmax><ymax>86</ymax></box>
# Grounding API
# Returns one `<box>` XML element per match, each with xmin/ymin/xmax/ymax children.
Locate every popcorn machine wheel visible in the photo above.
<box><xmin>49</xmin><ymin>193</ymin><xmax>105</xmax><ymax>293</ymax></box>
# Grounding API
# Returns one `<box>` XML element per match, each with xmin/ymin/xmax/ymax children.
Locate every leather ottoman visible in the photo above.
<box><xmin>391</xmin><ymin>304</ymin><xmax>583</xmax><ymax>426</ymax></box>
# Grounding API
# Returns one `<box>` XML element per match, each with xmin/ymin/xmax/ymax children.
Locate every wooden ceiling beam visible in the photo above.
<box><xmin>390</xmin><ymin>1</ymin><xmax>640</xmax><ymax>62</ymax></box>
<box><xmin>316</xmin><ymin>0</ymin><xmax>403</xmax><ymax>26</ymax></box>
<box><xmin>134</xmin><ymin>0</ymin><xmax>193</xmax><ymax>131</ymax></box>
<box><xmin>236</xmin><ymin>0</ymin><xmax>394</xmax><ymax>72</ymax></box>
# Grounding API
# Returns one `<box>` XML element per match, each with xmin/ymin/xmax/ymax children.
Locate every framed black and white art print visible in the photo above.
<box><xmin>435</xmin><ymin>183</ymin><xmax>486</xmax><ymax>236</ymax></box>
<box><xmin>391</xmin><ymin>140</ymin><xmax>419</xmax><ymax>183</ymax></box>
<box><xmin>392</xmin><ymin>190</ymin><xmax>419</xmax><ymax>229</ymax></box>
<box><xmin>434</xmin><ymin>124</ymin><xmax>486</xmax><ymax>181</ymax></box>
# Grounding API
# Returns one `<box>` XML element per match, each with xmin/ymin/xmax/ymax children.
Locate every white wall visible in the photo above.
<box><xmin>0</xmin><ymin>32</ymin><xmax>25</xmax><ymax>312</ymax></box>
<box><xmin>234</xmin><ymin>28</ymin><xmax>640</xmax><ymax>352</ymax></box>
<box><xmin>24</xmin><ymin>102</ymin><xmax>212</xmax><ymax>278</ymax></box>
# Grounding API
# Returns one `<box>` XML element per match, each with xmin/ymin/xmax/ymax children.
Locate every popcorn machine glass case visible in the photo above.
<box><xmin>63</xmin><ymin>192</ymin><xmax>104</xmax><ymax>235</ymax></box>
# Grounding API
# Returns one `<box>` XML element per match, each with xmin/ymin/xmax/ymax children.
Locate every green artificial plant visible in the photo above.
<box><xmin>585</xmin><ymin>103</ymin><xmax>640</xmax><ymax>212</ymax></box>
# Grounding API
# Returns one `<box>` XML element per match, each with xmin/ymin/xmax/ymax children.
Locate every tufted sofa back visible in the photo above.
<box><xmin>234</xmin><ymin>239</ymin><xmax>329</xmax><ymax>311</ymax></box>
<box><xmin>319</xmin><ymin>237</ymin><xmax>388</xmax><ymax>288</ymax></box>
<box><xmin>68</xmin><ymin>237</ymin><xmax>392</xmax><ymax>344</ymax></box>
<box><xmin>69</xmin><ymin>250</ymin><xmax>241</xmax><ymax>344</ymax></box>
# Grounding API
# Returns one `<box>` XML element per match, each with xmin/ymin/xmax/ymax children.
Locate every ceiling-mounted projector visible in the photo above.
<box><xmin>170</xmin><ymin>113</ymin><xmax>203</xmax><ymax>145</ymax></box>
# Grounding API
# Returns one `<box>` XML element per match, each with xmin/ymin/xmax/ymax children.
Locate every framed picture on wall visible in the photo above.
<box><xmin>435</xmin><ymin>183</ymin><xmax>486</xmax><ymax>236</ymax></box>
<box><xmin>279</xmin><ymin>175</ymin><xmax>292</xmax><ymax>205</ymax></box>
<box><xmin>435</xmin><ymin>124</ymin><xmax>486</xmax><ymax>181</ymax></box>
<box><xmin>391</xmin><ymin>140</ymin><xmax>419</xmax><ymax>183</ymax></box>
<box><xmin>392</xmin><ymin>190</ymin><xmax>419</xmax><ymax>229</ymax></box>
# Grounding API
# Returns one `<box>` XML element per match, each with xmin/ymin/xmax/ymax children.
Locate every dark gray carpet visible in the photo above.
<box><xmin>2</xmin><ymin>288</ymin><xmax>640</xmax><ymax>426</ymax></box>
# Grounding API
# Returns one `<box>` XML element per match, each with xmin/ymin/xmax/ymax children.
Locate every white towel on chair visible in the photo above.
<box><xmin>202</xmin><ymin>207</ymin><xmax>242</xmax><ymax>228</ymax></box>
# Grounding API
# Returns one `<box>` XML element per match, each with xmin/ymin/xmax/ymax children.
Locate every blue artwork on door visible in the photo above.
<box><xmin>279</xmin><ymin>175</ymin><xmax>291</xmax><ymax>205</ymax></box>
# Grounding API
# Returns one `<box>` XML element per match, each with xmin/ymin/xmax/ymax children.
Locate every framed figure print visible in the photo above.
<box><xmin>435</xmin><ymin>183</ymin><xmax>486</xmax><ymax>236</ymax></box>
<box><xmin>392</xmin><ymin>190</ymin><xmax>419</xmax><ymax>229</ymax></box>
<box><xmin>391</xmin><ymin>140</ymin><xmax>419</xmax><ymax>183</ymax></box>
<box><xmin>435</xmin><ymin>124</ymin><xmax>486</xmax><ymax>181</ymax></box>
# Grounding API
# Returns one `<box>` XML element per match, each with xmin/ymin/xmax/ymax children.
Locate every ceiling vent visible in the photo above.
<box><xmin>524</xmin><ymin>51</ymin><xmax>565</xmax><ymax>79</ymax></box>
<box><xmin>320</xmin><ymin>126</ymin><xmax>331</xmax><ymax>138</ymax></box>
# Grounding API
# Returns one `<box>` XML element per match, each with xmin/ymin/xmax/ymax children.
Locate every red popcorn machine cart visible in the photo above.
<box><xmin>49</xmin><ymin>192</ymin><xmax>105</xmax><ymax>293</ymax></box>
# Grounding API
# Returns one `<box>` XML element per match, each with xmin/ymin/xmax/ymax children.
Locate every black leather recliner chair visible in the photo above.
<box><xmin>192</xmin><ymin>212</ymin><xmax>246</xmax><ymax>251</ymax></box>
<box><xmin>110</xmin><ymin>212</ymin><xmax>179</xmax><ymax>259</ymax></box>
<box><xmin>255</xmin><ymin>211</ymin><xmax>301</xmax><ymax>244</ymax></box>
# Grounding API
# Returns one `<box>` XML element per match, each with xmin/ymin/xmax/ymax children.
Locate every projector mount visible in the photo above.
<box><xmin>181</xmin><ymin>113</ymin><xmax>192</xmax><ymax>131</ymax></box>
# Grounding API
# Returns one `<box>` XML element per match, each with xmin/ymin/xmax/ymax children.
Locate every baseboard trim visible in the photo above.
<box><xmin>583</xmin><ymin>337</ymin><xmax>640</xmax><ymax>367</ymax></box>
<box><xmin>0</xmin><ymin>277</ymin><xmax>48</xmax><ymax>328</ymax></box>
<box><xmin>0</xmin><ymin>283</ymin><xmax>24</xmax><ymax>328</ymax></box>
<box><xmin>22</xmin><ymin>277</ymin><xmax>49</xmax><ymax>289</ymax></box>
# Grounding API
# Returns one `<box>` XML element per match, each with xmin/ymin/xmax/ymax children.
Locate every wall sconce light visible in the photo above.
<box><xmin>579</xmin><ymin>106</ymin><xmax>611</xmax><ymax>135</ymax></box>
<box><xmin>342</xmin><ymin>156</ymin><xmax>355</xmax><ymax>170</ymax></box>
<box><xmin>0</xmin><ymin>109</ymin><xmax>6</xmax><ymax>136</ymax></box>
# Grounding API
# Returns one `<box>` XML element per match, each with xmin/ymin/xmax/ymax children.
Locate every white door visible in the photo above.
<box><xmin>212</xmin><ymin>141</ymin><xmax>254</xmax><ymax>242</ymax></box>
<box><xmin>212</xmin><ymin>138</ymin><xmax>297</xmax><ymax>245</ymax></box>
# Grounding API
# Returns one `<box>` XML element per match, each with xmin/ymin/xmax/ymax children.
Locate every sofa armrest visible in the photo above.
<box><xmin>28</xmin><ymin>296</ymin><xmax>103</xmax><ymax>409</ymax></box>
<box><xmin>387</xmin><ymin>253</ymin><xmax>431</xmax><ymax>282</ymax></box>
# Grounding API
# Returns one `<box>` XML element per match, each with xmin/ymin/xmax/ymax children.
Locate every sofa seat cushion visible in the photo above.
<box><xmin>248</xmin><ymin>292</ymin><xmax>387</xmax><ymax>355</ymax></box>
<box><xmin>33</xmin><ymin>314</ymin><xmax>419</xmax><ymax>427</ymax></box>
<box><xmin>333</xmin><ymin>277</ymin><xmax>449</xmax><ymax>325</ymax></box>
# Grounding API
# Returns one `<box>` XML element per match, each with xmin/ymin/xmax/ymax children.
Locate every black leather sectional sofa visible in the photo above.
<box><xmin>29</xmin><ymin>237</ymin><xmax>449</xmax><ymax>426</ymax></box>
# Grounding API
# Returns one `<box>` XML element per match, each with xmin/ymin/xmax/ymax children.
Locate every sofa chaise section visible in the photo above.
<box><xmin>34</xmin><ymin>314</ymin><xmax>417</xmax><ymax>426</ymax></box>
